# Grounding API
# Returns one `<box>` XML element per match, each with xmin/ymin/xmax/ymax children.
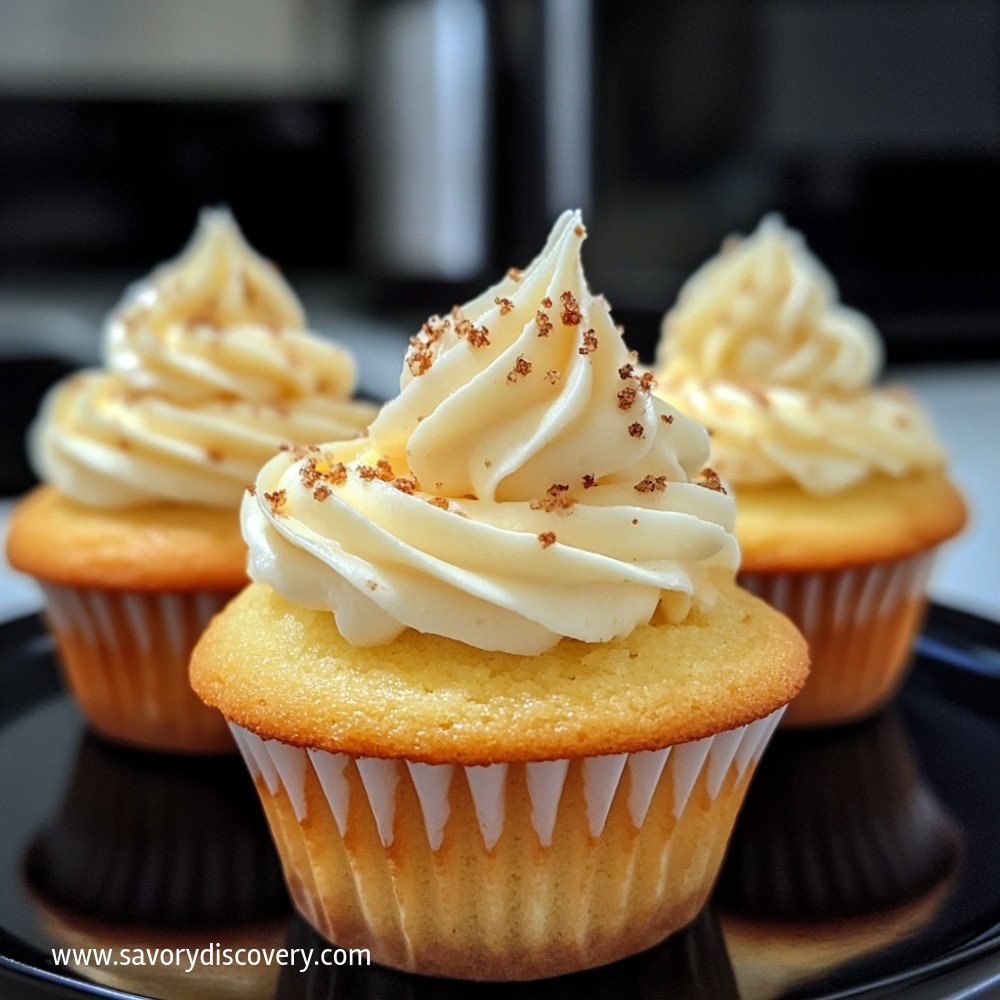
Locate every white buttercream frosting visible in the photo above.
<box><xmin>243</xmin><ymin>211</ymin><xmax>739</xmax><ymax>655</ymax></box>
<box><xmin>656</xmin><ymin>215</ymin><xmax>946</xmax><ymax>494</ymax></box>
<box><xmin>31</xmin><ymin>209</ymin><xmax>377</xmax><ymax>507</ymax></box>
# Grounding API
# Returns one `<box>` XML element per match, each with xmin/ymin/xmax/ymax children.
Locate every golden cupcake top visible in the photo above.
<box><xmin>243</xmin><ymin>211</ymin><xmax>740</xmax><ymax>655</ymax></box>
<box><xmin>31</xmin><ymin>209</ymin><xmax>377</xmax><ymax>508</ymax></box>
<box><xmin>655</xmin><ymin>215</ymin><xmax>947</xmax><ymax>494</ymax></box>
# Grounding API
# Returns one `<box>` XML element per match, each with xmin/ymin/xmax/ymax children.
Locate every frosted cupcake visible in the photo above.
<box><xmin>191</xmin><ymin>211</ymin><xmax>808</xmax><ymax>979</ymax></box>
<box><xmin>6</xmin><ymin>209</ymin><xmax>377</xmax><ymax>753</ymax></box>
<box><xmin>655</xmin><ymin>215</ymin><xmax>965</xmax><ymax>727</ymax></box>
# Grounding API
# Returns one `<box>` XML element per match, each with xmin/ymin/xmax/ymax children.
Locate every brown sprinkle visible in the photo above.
<box><xmin>628</xmin><ymin>421</ymin><xmax>644</xmax><ymax>438</ymax></box>
<box><xmin>560</xmin><ymin>291</ymin><xmax>583</xmax><ymax>326</ymax></box>
<box><xmin>661</xmin><ymin>414</ymin><xmax>674</xmax><ymax>424</ymax></box>
<box><xmin>247</xmin><ymin>483</ymin><xmax>257</xmax><ymax>496</ymax></box>
<box><xmin>529</xmin><ymin>483</ymin><xmax>575</xmax><ymax>513</ymax></box>
<box><xmin>545</xmin><ymin>369</ymin><xmax>561</xmax><ymax>384</ymax></box>
<box><xmin>541</xmin><ymin>296</ymin><xmax>553</xmax><ymax>308</ymax></box>
<box><xmin>391</xmin><ymin>476</ymin><xmax>419</xmax><ymax>494</ymax></box>
<box><xmin>535</xmin><ymin>310</ymin><xmax>553</xmax><ymax>337</ymax></box>
<box><xmin>538</xmin><ymin>531</ymin><xmax>557</xmax><ymax>548</ymax></box>
<box><xmin>637</xmin><ymin>371</ymin><xmax>656</xmax><ymax>393</ymax></box>
<box><xmin>359</xmin><ymin>459</ymin><xmax>395</xmax><ymax>483</ymax></box>
<box><xmin>313</xmin><ymin>484</ymin><xmax>332</xmax><ymax>502</ymax></box>
<box><xmin>507</xmin><ymin>355</ymin><xmax>533</xmax><ymax>383</ymax></box>
<box><xmin>617</xmin><ymin>386</ymin><xmax>637</xmax><ymax>410</ymax></box>
<box><xmin>263</xmin><ymin>488</ymin><xmax>287</xmax><ymax>512</ymax></box>
<box><xmin>366</xmin><ymin>580</ymin><xmax>378</xmax><ymax>591</ymax></box>
<box><xmin>618</xmin><ymin>363</ymin><xmax>634</xmax><ymax>380</ymax></box>
<box><xmin>507</xmin><ymin>267</ymin><xmax>523</xmax><ymax>282</ymax></box>
<box><xmin>582</xmin><ymin>474</ymin><xmax>597</xmax><ymax>489</ymax></box>
<box><xmin>632</xmin><ymin>518</ymin><xmax>639</xmax><ymax>524</ymax></box>
<box><xmin>634</xmin><ymin>475</ymin><xmax>668</xmax><ymax>493</ymax></box>
<box><xmin>574</xmin><ymin>223</ymin><xmax>586</xmax><ymax>237</ymax></box>
<box><xmin>205</xmin><ymin>446</ymin><xmax>223</xmax><ymax>463</ymax></box>
<box><xmin>698</xmin><ymin>468</ymin><xmax>727</xmax><ymax>494</ymax></box>
<box><xmin>494</xmin><ymin>296</ymin><xmax>515</xmax><ymax>315</ymax></box>
<box><xmin>579</xmin><ymin>329</ymin><xmax>598</xmax><ymax>355</ymax></box>
<box><xmin>428</xmin><ymin>496</ymin><xmax>451</xmax><ymax>510</ymax></box>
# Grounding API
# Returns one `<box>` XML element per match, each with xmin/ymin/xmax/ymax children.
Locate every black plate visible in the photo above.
<box><xmin>1</xmin><ymin>607</ymin><xmax>999</xmax><ymax>1000</ymax></box>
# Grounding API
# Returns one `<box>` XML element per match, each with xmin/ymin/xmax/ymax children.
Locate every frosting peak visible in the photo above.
<box><xmin>656</xmin><ymin>215</ymin><xmax>946</xmax><ymax>494</ymax></box>
<box><xmin>244</xmin><ymin>211</ymin><xmax>740</xmax><ymax>654</ymax></box>
<box><xmin>657</xmin><ymin>214</ymin><xmax>882</xmax><ymax>393</ymax></box>
<box><xmin>32</xmin><ymin>209</ymin><xmax>376</xmax><ymax>508</ymax></box>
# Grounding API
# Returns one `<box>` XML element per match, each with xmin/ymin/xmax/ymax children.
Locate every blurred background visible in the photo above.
<box><xmin>2</xmin><ymin>0</ymin><xmax>998</xmax><ymax>348</ymax></box>
<box><xmin>0</xmin><ymin>0</ymin><xmax>999</xmax><ymax>546</ymax></box>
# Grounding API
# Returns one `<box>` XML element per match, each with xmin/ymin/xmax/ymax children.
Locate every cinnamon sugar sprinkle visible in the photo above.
<box><xmin>697</xmin><ymin>468</ymin><xmax>727</xmax><ymax>493</ymax></box>
<box><xmin>634</xmin><ymin>475</ymin><xmax>668</xmax><ymax>493</ymax></box>
<box><xmin>494</xmin><ymin>296</ymin><xmax>514</xmax><ymax>315</ymax></box>
<box><xmin>299</xmin><ymin>454</ymin><xmax>348</xmax><ymax>499</ymax></box>
<box><xmin>263</xmin><ymin>488</ymin><xmax>287</xmax><ymax>512</ymax></box>
<box><xmin>618</xmin><ymin>363</ymin><xmax>634</xmax><ymax>380</ymax></box>
<box><xmin>405</xmin><ymin>306</ymin><xmax>490</xmax><ymax>376</ymax></box>
<box><xmin>541</xmin><ymin>296</ymin><xmax>553</xmax><ymax>309</ymax></box>
<box><xmin>581</xmin><ymin>474</ymin><xmax>597</xmax><ymax>489</ymax></box>
<box><xmin>359</xmin><ymin>459</ymin><xmax>394</xmax><ymax>482</ymax></box>
<box><xmin>535</xmin><ymin>310</ymin><xmax>553</xmax><ymax>337</ymax></box>
<box><xmin>507</xmin><ymin>355</ymin><xmax>533</xmax><ymax>383</ymax></box>
<box><xmin>507</xmin><ymin>267</ymin><xmax>523</xmax><ymax>282</ymax></box>
<box><xmin>538</xmin><ymin>531</ymin><xmax>557</xmax><ymax>548</ymax></box>
<box><xmin>560</xmin><ymin>291</ymin><xmax>582</xmax><ymax>326</ymax></box>
<box><xmin>579</xmin><ymin>329</ymin><xmax>598</xmax><ymax>355</ymax></box>
<box><xmin>661</xmin><ymin>414</ymin><xmax>674</xmax><ymax>424</ymax></box>
<box><xmin>545</xmin><ymin>369</ymin><xmax>561</xmax><ymax>384</ymax></box>
<box><xmin>617</xmin><ymin>385</ymin><xmax>637</xmax><ymax>410</ymax></box>
<box><xmin>628</xmin><ymin>421</ymin><xmax>644</xmax><ymax>438</ymax></box>
<box><xmin>390</xmin><ymin>476</ymin><xmax>419</xmax><ymax>494</ymax></box>
<box><xmin>530</xmin><ymin>483</ymin><xmax>575</xmax><ymax>514</ymax></box>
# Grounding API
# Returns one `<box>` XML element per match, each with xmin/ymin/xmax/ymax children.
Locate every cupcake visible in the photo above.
<box><xmin>6</xmin><ymin>209</ymin><xmax>377</xmax><ymax>753</ymax></box>
<box><xmin>25</xmin><ymin>731</ymin><xmax>290</xmax><ymax>999</ymax></box>
<box><xmin>714</xmin><ymin>709</ymin><xmax>962</xmax><ymax>998</ymax></box>
<box><xmin>654</xmin><ymin>215</ymin><xmax>966</xmax><ymax>727</ymax></box>
<box><xmin>191</xmin><ymin>211</ymin><xmax>808</xmax><ymax>980</ymax></box>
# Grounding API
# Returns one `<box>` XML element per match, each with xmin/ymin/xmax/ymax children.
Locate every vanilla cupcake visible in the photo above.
<box><xmin>655</xmin><ymin>215</ymin><xmax>965</xmax><ymax>727</ymax></box>
<box><xmin>192</xmin><ymin>211</ymin><xmax>808</xmax><ymax>980</ymax></box>
<box><xmin>7</xmin><ymin>209</ymin><xmax>377</xmax><ymax>753</ymax></box>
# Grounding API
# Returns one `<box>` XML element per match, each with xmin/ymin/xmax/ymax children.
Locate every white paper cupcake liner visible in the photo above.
<box><xmin>739</xmin><ymin>550</ymin><xmax>936</xmax><ymax>726</ymax></box>
<box><xmin>230</xmin><ymin>707</ymin><xmax>786</xmax><ymax>978</ymax></box>
<box><xmin>40</xmin><ymin>584</ymin><xmax>235</xmax><ymax>753</ymax></box>
<box><xmin>231</xmin><ymin>708</ymin><xmax>784</xmax><ymax>853</ymax></box>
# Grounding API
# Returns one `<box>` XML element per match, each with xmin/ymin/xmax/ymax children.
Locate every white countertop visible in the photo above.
<box><xmin>1</xmin><ymin>357</ymin><xmax>998</xmax><ymax>626</ymax></box>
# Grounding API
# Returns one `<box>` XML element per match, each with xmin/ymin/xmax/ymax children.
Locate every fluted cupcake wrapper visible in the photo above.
<box><xmin>230</xmin><ymin>708</ymin><xmax>784</xmax><ymax>980</ymax></box>
<box><xmin>41</xmin><ymin>584</ymin><xmax>237</xmax><ymax>754</ymax></box>
<box><xmin>740</xmin><ymin>549</ymin><xmax>936</xmax><ymax>728</ymax></box>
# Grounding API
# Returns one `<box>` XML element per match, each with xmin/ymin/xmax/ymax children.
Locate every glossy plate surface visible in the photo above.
<box><xmin>1</xmin><ymin>606</ymin><xmax>999</xmax><ymax>999</ymax></box>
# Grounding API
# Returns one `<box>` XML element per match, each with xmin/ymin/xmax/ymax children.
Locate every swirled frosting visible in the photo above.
<box><xmin>31</xmin><ymin>209</ymin><xmax>377</xmax><ymax>507</ymax></box>
<box><xmin>244</xmin><ymin>211</ymin><xmax>739</xmax><ymax>655</ymax></box>
<box><xmin>656</xmin><ymin>215</ymin><xmax>945</xmax><ymax>494</ymax></box>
